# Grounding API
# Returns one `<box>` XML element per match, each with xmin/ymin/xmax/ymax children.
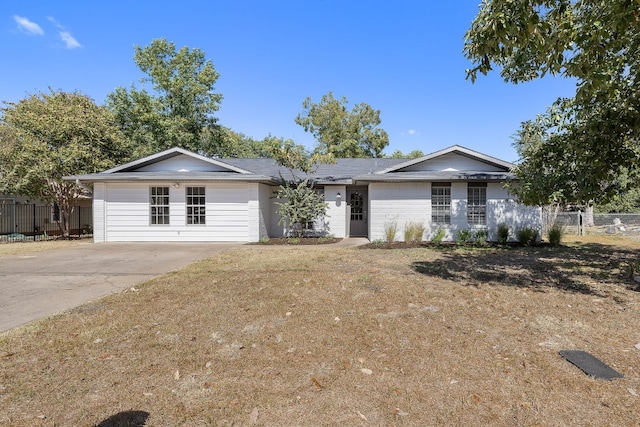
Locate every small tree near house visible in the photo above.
<box><xmin>270</xmin><ymin>138</ymin><xmax>333</xmax><ymax>238</ymax></box>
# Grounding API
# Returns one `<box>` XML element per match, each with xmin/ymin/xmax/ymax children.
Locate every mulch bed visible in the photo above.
<box><xmin>251</xmin><ymin>237</ymin><xmax>342</xmax><ymax>245</ymax></box>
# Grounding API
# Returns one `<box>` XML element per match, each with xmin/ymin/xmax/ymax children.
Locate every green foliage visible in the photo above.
<box><xmin>0</xmin><ymin>90</ymin><xmax>129</xmax><ymax>237</ymax></box>
<box><xmin>465</xmin><ymin>1</ymin><xmax>640</xmax><ymax>204</ymax></box>
<box><xmin>295</xmin><ymin>91</ymin><xmax>389</xmax><ymax>158</ymax></box>
<box><xmin>384</xmin><ymin>217</ymin><xmax>398</xmax><ymax>243</ymax></box>
<box><xmin>106</xmin><ymin>38</ymin><xmax>222</xmax><ymax>157</ymax></box>
<box><xmin>509</xmin><ymin>101</ymin><xmax>640</xmax><ymax>207</ymax></box>
<box><xmin>274</xmin><ymin>180</ymin><xmax>328</xmax><ymax>238</ymax></box>
<box><xmin>474</xmin><ymin>228</ymin><xmax>489</xmax><ymax>244</ymax></box>
<box><xmin>259</xmin><ymin>237</ymin><xmax>270</xmax><ymax>244</ymax></box>
<box><xmin>516</xmin><ymin>227</ymin><xmax>539</xmax><ymax>246</ymax></box>
<box><xmin>547</xmin><ymin>223</ymin><xmax>564</xmax><ymax>247</ymax></box>
<box><xmin>455</xmin><ymin>228</ymin><xmax>473</xmax><ymax>245</ymax></box>
<box><xmin>287</xmin><ymin>237</ymin><xmax>301</xmax><ymax>245</ymax></box>
<box><xmin>624</xmin><ymin>259</ymin><xmax>640</xmax><ymax>279</ymax></box>
<box><xmin>404</xmin><ymin>221</ymin><xmax>426</xmax><ymax>243</ymax></box>
<box><xmin>431</xmin><ymin>227</ymin><xmax>446</xmax><ymax>244</ymax></box>
<box><xmin>388</xmin><ymin>149</ymin><xmax>425</xmax><ymax>159</ymax></box>
<box><xmin>497</xmin><ymin>223</ymin><xmax>510</xmax><ymax>244</ymax></box>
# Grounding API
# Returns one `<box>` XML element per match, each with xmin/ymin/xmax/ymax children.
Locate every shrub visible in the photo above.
<box><xmin>384</xmin><ymin>218</ymin><xmax>398</xmax><ymax>243</ymax></box>
<box><xmin>497</xmin><ymin>223</ymin><xmax>510</xmax><ymax>244</ymax></box>
<box><xmin>404</xmin><ymin>221</ymin><xmax>426</xmax><ymax>242</ymax></box>
<box><xmin>287</xmin><ymin>237</ymin><xmax>301</xmax><ymax>245</ymax></box>
<box><xmin>547</xmin><ymin>223</ymin><xmax>564</xmax><ymax>246</ymax></box>
<box><xmin>259</xmin><ymin>237</ymin><xmax>270</xmax><ymax>244</ymax></box>
<box><xmin>431</xmin><ymin>227</ymin><xmax>446</xmax><ymax>244</ymax></box>
<box><xmin>516</xmin><ymin>227</ymin><xmax>539</xmax><ymax>246</ymax></box>
<box><xmin>474</xmin><ymin>227</ymin><xmax>489</xmax><ymax>244</ymax></box>
<box><xmin>455</xmin><ymin>228</ymin><xmax>473</xmax><ymax>245</ymax></box>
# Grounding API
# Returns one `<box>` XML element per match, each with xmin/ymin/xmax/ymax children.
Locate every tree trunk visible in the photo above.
<box><xmin>583</xmin><ymin>205</ymin><xmax>595</xmax><ymax>228</ymax></box>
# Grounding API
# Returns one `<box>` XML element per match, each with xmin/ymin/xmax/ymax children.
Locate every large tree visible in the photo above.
<box><xmin>464</xmin><ymin>0</ymin><xmax>640</xmax><ymax>202</ymax></box>
<box><xmin>295</xmin><ymin>92</ymin><xmax>389</xmax><ymax>158</ymax></box>
<box><xmin>107</xmin><ymin>38</ymin><xmax>223</xmax><ymax>157</ymax></box>
<box><xmin>0</xmin><ymin>90</ymin><xmax>129</xmax><ymax>236</ymax></box>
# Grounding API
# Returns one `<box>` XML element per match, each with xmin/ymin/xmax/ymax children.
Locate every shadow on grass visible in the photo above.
<box><xmin>96</xmin><ymin>410</ymin><xmax>149</xmax><ymax>427</ymax></box>
<box><xmin>411</xmin><ymin>243</ymin><xmax>639</xmax><ymax>297</ymax></box>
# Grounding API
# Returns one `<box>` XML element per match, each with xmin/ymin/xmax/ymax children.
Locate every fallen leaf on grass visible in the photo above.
<box><xmin>361</xmin><ymin>368</ymin><xmax>372</xmax><ymax>375</ymax></box>
<box><xmin>394</xmin><ymin>407</ymin><xmax>409</xmax><ymax>416</ymax></box>
<box><xmin>174</xmin><ymin>370</ymin><xmax>180</xmax><ymax>380</ymax></box>
<box><xmin>311</xmin><ymin>376</ymin><xmax>324</xmax><ymax>389</ymax></box>
<box><xmin>356</xmin><ymin>410</ymin><xmax>368</xmax><ymax>421</ymax></box>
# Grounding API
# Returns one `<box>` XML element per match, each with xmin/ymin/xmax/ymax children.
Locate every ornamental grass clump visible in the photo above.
<box><xmin>404</xmin><ymin>221</ymin><xmax>426</xmax><ymax>243</ymax></box>
<box><xmin>384</xmin><ymin>218</ymin><xmax>398</xmax><ymax>243</ymax></box>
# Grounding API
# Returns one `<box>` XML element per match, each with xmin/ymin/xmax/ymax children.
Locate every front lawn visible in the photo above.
<box><xmin>1</xmin><ymin>236</ymin><xmax>639</xmax><ymax>425</ymax></box>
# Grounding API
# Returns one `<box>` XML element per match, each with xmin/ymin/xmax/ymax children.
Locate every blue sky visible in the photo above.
<box><xmin>2</xmin><ymin>1</ymin><xmax>577</xmax><ymax>162</ymax></box>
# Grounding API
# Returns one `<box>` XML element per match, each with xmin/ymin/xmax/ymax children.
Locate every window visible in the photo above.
<box><xmin>350</xmin><ymin>191</ymin><xmax>364</xmax><ymax>221</ymax></box>
<box><xmin>186</xmin><ymin>186</ymin><xmax>206</xmax><ymax>225</ymax></box>
<box><xmin>150</xmin><ymin>186</ymin><xmax>170</xmax><ymax>225</ymax></box>
<box><xmin>431</xmin><ymin>183</ymin><xmax>451</xmax><ymax>224</ymax></box>
<box><xmin>467</xmin><ymin>183</ymin><xmax>487</xmax><ymax>225</ymax></box>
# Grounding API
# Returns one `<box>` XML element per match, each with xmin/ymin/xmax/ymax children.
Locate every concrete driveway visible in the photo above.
<box><xmin>0</xmin><ymin>242</ymin><xmax>240</xmax><ymax>333</ymax></box>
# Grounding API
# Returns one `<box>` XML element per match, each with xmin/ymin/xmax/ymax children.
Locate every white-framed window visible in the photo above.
<box><xmin>150</xmin><ymin>186</ymin><xmax>170</xmax><ymax>225</ymax></box>
<box><xmin>467</xmin><ymin>183</ymin><xmax>487</xmax><ymax>225</ymax></box>
<box><xmin>186</xmin><ymin>186</ymin><xmax>206</xmax><ymax>225</ymax></box>
<box><xmin>431</xmin><ymin>183</ymin><xmax>451</xmax><ymax>224</ymax></box>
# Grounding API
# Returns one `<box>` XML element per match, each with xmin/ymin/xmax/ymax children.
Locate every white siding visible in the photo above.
<box><xmin>102</xmin><ymin>182</ymin><xmax>250</xmax><ymax>242</ymax></box>
<box><xmin>92</xmin><ymin>183</ymin><xmax>106</xmax><ymax>243</ymax></box>
<box><xmin>257</xmin><ymin>183</ymin><xmax>271</xmax><ymax>240</ymax></box>
<box><xmin>136</xmin><ymin>154</ymin><xmax>236</xmax><ymax>172</ymax></box>
<box><xmin>324</xmin><ymin>185</ymin><xmax>347</xmax><ymax>238</ymax></box>
<box><xmin>402</xmin><ymin>152</ymin><xmax>506</xmax><ymax>172</ymax></box>
<box><xmin>369</xmin><ymin>181</ymin><xmax>540</xmax><ymax>242</ymax></box>
<box><xmin>369</xmin><ymin>182</ymin><xmax>430</xmax><ymax>241</ymax></box>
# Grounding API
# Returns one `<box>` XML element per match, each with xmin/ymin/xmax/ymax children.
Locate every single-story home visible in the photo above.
<box><xmin>65</xmin><ymin>145</ymin><xmax>540</xmax><ymax>243</ymax></box>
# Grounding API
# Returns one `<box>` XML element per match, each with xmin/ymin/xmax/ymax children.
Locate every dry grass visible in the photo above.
<box><xmin>0</xmin><ymin>239</ymin><xmax>87</xmax><ymax>257</ymax></box>
<box><xmin>1</xmin><ymin>236</ymin><xmax>640</xmax><ymax>426</ymax></box>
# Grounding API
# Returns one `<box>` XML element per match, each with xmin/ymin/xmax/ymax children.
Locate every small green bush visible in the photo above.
<box><xmin>547</xmin><ymin>223</ymin><xmax>564</xmax><ymax>246</ymax></box>
<box><xmin>474</xmin><ymin>227</ymin><xmax>489</xmax><ymax>244</ymax></box>
<box><xmin>259</xmin><ymin>237</ymin><xmax>270</xmax><ymax>244</ymax></box>
<box><xmin>404</xmin><ymin>221</ymin><xmax>426</xmax><ymax>242</ymax></box>
<box><xmin>384</xmin><ymin>218</ymin><xmax>398</xmax><ymax>243</ymax></box>
<box><xmin>287</xmin><ymin>237</ymin><xmax>301</xmax><ymax>245</ymax></box>
<box><xmin>516</xmin><ymin>227</ymin><xmax>539</xmax><ymax>246</ymax></box>
<box><xmin>455</xmin><ymin>228</ymin><xmax>473</xmax><ymax>245</ymax></box>
<box><xmin>431</xmin><ymin>227</ymin><xmax>446</xmax><ymax>244</ymax></box>
<box><xmin>497</xmin><ymin>223</ymin><xmax>509</xmax><ymax>244</ymax></box>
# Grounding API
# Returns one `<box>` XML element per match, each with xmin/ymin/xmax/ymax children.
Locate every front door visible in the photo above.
<box><xmin>347</xmin><ymin>187</ymin><xmax>368</xmax><ymax>237</ymax></box>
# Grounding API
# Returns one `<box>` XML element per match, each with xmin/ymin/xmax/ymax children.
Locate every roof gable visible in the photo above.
<box><xmin>105</xmin><ymin>147</ymin><xmax>253</xmax><ymax>174</ymax></box>
<box><xmin>377</xmin><ymin>145</ymin><xmax>513</xmax><ymax>174</ymax></box>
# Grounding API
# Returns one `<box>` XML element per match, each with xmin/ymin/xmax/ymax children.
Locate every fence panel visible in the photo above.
<box><xmin>542</xmin><ymin>208</ymin><xmax>640</xmax><ymax>237</ymax></box>
<box><xmin>0</xmin><ymin>204</ymin><xmax>92</xmax><ymax>242</ymax></box>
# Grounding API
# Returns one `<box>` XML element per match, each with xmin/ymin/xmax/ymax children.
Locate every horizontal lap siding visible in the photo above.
<box><xmin>103</xmin><ymin>182</ymin><xmax>250</xmax><ymax>242</ymax></box>
<box><xmin>369</xmin><ymin>183</ymin><xmax>429</xmax><ymax>241</ymax></box>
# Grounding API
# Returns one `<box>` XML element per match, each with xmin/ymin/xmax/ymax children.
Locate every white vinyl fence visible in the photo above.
<box><xmin>542</xmin><ymin>209</ymin><xmax>640</xmax><ymax>237</ymax></box>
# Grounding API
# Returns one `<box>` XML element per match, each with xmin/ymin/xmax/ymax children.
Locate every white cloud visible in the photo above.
<box><xmin>14</xmin><ymin>15</ymin><xmax>44</xmax><ymax>35</ymax></box>
<box><xmin>400</xmin><ymin>129</ymin><xmax>420</xmax><ymax>137</ymax></box>
<box><xmin>47</xmin><ymin>16</ymin><xmax>82</xmax><ymax>49</ymax></box>
<box><xmin>59</xmin><ymin>31</ymin><xmax>81</xmax><ymax>49</ymax></box>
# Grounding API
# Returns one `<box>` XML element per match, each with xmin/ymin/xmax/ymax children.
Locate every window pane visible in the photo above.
<box><xmin>150</xmin><ymin>186</ymin><xmax>170</xmax><ymax>225</ymax></box>
<box><xmin>431</xmin><ymin>183</ymin><xmax>451</xmax><ymax>224</ymax></box>
<box><xmin>186</xmin><ymin>187</ymin><xmax>206</xmax><ymax>225</ymax></box>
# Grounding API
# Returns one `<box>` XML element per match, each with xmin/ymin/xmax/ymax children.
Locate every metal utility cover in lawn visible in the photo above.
<box><xmin>559</xmin><ymin>350</ymin><xmax>624</xmax><ymax>380</ymax></box>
